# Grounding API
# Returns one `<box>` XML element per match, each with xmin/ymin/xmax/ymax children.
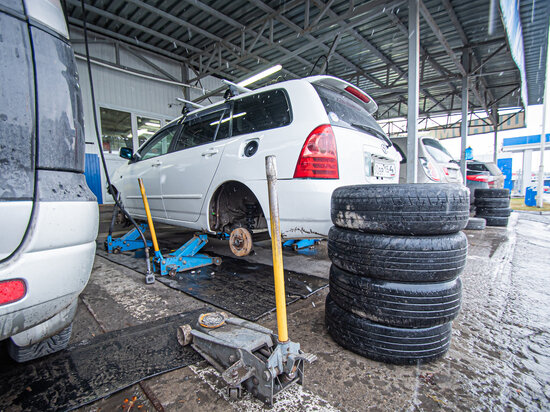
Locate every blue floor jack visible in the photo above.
<box><xmin>105</xmin><ymin>223</ymin><xmax>153</xmax><ymax>254</ymax></box>
<box><xmin>138</xmin><ymin>178</ymin><xmax>221</xmax><ymax>279</ymax></box>
<box><xmin>282</xmin><ymin>238</ymin><xmax>321</xmax><ymax>250</ymax></box>
<box><xmin>152</xmin><ymin>234</ymin><xmax>222</xmax><ymax>277</ymax></box>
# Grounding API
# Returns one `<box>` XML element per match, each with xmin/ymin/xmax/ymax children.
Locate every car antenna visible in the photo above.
<box><xmin>176</xmin><ymin>97</ymin><xmax>204</xmax><ymax>115</ymax></box>
<box><xmin>221</xmin><ymin>79</ymin><xmax>250</xmax><ymax>99</ymax></box>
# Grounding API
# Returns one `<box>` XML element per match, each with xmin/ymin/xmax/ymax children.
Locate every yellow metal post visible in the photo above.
<box><xmin>265</xmin><ymin>156</ymin><xmax>288</xmax><ymax>343</ymax></box>
<box><xmin>138</xmin><ymin>178</ymin><xmax>160</xmax><ymax>253</ymax></box>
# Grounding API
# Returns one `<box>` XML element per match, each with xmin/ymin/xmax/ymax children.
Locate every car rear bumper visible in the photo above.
<box><xmin>0</xmin><ymin>200</ymin><xmax>98</xmax><ymax>343</ymax></box>
<box><xmin>249</xmin><ymin>178</ymin><xmax>353</xmax><ymax>239</ymax></box>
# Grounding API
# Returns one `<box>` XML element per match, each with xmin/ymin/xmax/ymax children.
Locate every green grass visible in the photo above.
<box><xmin>510</xmin><ymin>197</ymin><xmax>550</xmax><ymax>212</ymax></box>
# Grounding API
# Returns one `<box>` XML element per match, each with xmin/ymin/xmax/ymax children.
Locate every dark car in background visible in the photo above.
<box><xmin>467</xmin><ymin>160</ymin><xmax>505</xmax><ymax>189</ymax></box>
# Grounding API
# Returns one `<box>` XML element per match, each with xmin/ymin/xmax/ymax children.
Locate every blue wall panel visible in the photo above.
<box><xmin>85</xmin><ymin>153</ymin><xmax>103</xmax><ymax>204</ymax></box>
<box><xmin>498</xmin><ymin>158</ymin><xmax>513</xmax><ymax>191</ymax></box>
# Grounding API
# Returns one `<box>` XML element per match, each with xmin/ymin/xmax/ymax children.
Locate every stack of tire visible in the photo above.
<box><xmin>474</xmin><ymin>188</ymin><xmax>511</xmax><ymax>227</ymax></box>
<box><xmin>326</xmin><ymin>184</ymin><xmax>470</xmax><ymax>364</ymax></box>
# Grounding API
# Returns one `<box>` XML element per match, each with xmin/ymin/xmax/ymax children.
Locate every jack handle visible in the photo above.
<box><xmin>265</xmin><ymin>155</ymin><xmax>289</xmax><ymax>343</ymax></box>
<box><xmin>138</xmin><ymin>178</ymin><xmax>160</xmax><ymax>256</ymax></box>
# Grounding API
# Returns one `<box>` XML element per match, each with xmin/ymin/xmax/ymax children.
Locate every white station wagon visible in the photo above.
<box><xmin>111</xmin><ymin>76</ymin><xmax>400</xmax><ymax>254</ymax></box>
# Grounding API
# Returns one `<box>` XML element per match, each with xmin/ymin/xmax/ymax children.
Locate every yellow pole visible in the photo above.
<box><xmin>265</xmin><ymin>156</ymin><xmax>288</xmax><ymax>343</ymax></box>
<box><xmin>138</xmin><ymin>178</ymin><xmax>160</xmax><ymax>253</ymax></box>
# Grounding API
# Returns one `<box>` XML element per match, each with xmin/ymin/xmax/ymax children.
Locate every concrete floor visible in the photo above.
<box><xmin>67</xmin><ymin>207</ymin><xmax>550</xmax><ymax>411</ymax></box>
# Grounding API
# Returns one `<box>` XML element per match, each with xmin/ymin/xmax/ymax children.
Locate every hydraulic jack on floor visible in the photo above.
<box><xmin>177</xmin><ymin>156</ymin><xmax>316</xmax><ymax>405</ymax></box>
<box><xmin>138</xmin><ymin>179</ymin><xmax>221</xmax><ymax>281</ymax></box>
<box><xmin>105</xmin><ymin>223</ymin><xmax>153</xmax><ymax>254</ymax></box>
<box><xmin>283</xmin><ymin>238</ymin><xmax>321</xmax><ymax>250</ymax></box>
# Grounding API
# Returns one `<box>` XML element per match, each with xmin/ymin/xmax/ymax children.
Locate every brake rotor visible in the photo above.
<box><xmin>229</xmin><ymin>227</ymin><xmax>253</xmax><ymax>257</ymax></box>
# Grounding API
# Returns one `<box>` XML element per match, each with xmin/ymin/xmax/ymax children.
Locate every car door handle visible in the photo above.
<box><xmin>201</xmin><ymin>149</ymin><xmax>219</xmax><ymax>157</ymax></box>
<box><xmin>151</xmin><ymin>160</ymin><xmax>162</xmax><ymax>167</ymax></box>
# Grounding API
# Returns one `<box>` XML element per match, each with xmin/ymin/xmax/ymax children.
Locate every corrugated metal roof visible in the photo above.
<box><xmin>65</xmin><ymin>0</ymin><xmax>547</xmax><ymax>122</ymax></box>
<box><xmin>519</xmin><ymin>0</ymin><xmax>549</xmax><ymax>105</ymax></box>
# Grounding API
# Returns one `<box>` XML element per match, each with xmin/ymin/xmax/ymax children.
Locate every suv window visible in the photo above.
<box><xmin>175</xmin><ymin>108</ymin><xmax>229</xmax><ymax>151</ymax></box>
<box><xmin>232</xmin><ymin>89</ymin><xmax>291</xmax><ymax>136</ymax></box>
<box><xmin>139</xmin><ymin>125</ymin><xmax>179</xmax><ymax>160</ymax></box>
<box><xmin>313</xmin><ymin>84</ymin><xmax>389</xmax><ymax>145</ymax></box>
<box><xmin>467</xmin><ymin>162</ymin><xmax>488</xmax><ymax>172</ymax></box>
<box><xmin>422</xmin><ymin>138</ymin><xmax>454</xmax><ymax>163</ymax></box>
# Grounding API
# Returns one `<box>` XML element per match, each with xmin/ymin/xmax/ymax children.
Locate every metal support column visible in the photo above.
<box><xmin>131</xmin><ymin>113</ymin><xmax>139</xmax><ymax>153</ymax></box>
<box><xmin>492</xmin><ymin>107</ymin><xmax>499</xmax><ymax>164</ymax></box>
<box><xmin>536</xmin><ymin>22</ymin><xmax>550</xmax><ymax>207</ymax></box>
<box><xmin>460</xmin><ymin>51</ymin><xmax>470</xmax><ymax>180</ymax></box>
<box><xmin>522</xmin><ymin>149</ymin><xmax>533</xmax><ymax>195</ymax></box>
<box><xmin>407</xmin><ymin>0</ymin><xmax>420</xmax><ymax>183</ymax></box>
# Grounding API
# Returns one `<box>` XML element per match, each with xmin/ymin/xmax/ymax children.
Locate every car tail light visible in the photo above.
<box><xmin>344</xmin><ymin>86</ymin><xmax>370</xmax><ymax>103</ymax></box>
<box><xmin>466</xmin><ymin>174</ymin><xmax>489</xmax><ymax>182</ymax></box>
<box><xmin>442</xmin><ymin>166</ymin><xmax>449</xmax><ymax>176</ymax></box>
<box><xmin>294</xmin><ymin>124</ymin><xmax>339</xmax><ymax>179</ymax></box>
<box><xmin>0</xmin><ymin>279</ymin><xmax>26</xmax><ymax>306</ymax></box>
<box><xmin>419</xmin><ymin>157</ymin><xmax>440</xmax><ymax>181</ymax></box>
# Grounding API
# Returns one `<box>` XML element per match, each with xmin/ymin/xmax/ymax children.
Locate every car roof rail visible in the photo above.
<box><xmin>221</xmin><ymin>79</ymin><xmax>250</xmax><ymax>99</ymax></box>
<box><xmin>176</xmin><ymin>97</ymin><xmax>204</xmax><ymax>115</ymax></box>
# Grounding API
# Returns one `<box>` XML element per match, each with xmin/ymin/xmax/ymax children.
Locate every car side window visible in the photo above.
<box><xmin>174</xmin><ymin>109</ymin><xmax>229</xmax><ymax>151</ymax></box>
<box><xmin>139</xmin><ymin>125</ymin><xmax>179</xmax><ymax>160</ymax></box>
<box><xmin>231</xmin><ymin>89</ymin><xmax>291</xmax><ymax>137</ymax></box>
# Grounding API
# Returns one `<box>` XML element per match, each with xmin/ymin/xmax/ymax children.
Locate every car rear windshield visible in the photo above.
<box><xmin>313</xmin><ymin>84</ymin><xmax>388</xmax><ymax>144</ymax></box>
<box><xmin>483</xmin><ymin>162</ymin><xmax>502</xmax><ymax>176</ymax></box>
<box><xmin>422</xmin><ymin>138</ymin><xmax>454</xmax><ymax>163</ymax></box>
<box><xmin>231</xmin><ymin>89</ymin><xmax>291</xmax><ymax>137</ymax></box>
<box><xmin>467</xmin><ymin>162</ymin><xmax>488</xmax><ymax>172</ymax></box>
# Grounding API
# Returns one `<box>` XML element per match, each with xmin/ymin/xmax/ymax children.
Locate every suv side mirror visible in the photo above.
<box><xmin>120</xmin><ymin>147</ymin><xmax>133</xmax><ymax>160</ymax></box>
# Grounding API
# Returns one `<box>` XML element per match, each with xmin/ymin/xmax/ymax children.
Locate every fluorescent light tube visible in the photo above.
<box><xmin>237</xmin><ymin>65</ymin><xmax>282</xmax><ymax>87</ymax></box>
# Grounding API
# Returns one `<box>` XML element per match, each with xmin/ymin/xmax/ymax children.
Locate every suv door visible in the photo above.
<box><xmin>119</xmin><ymin>124</ymin><xmax>180</xmax><ymax>219</ymax></box>
<box><xmin>161</xmin><ymin>105</ymin><xmax>230</xmax><ymax>222</ymax></box>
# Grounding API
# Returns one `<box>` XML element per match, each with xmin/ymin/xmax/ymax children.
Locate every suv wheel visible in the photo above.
<box><xmin>8</xmin><ymin>324</ymin><xmax>73</xmax><ymax>363</ymax></box>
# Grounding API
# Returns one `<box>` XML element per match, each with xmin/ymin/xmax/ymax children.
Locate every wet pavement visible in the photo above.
<box><xmin>4</xmin><ymin>208</ymin><xmax>550</xmax><ymax>411</ymax></box>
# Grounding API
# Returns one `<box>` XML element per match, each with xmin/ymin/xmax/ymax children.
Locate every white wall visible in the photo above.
<box><xmin>70</xmin><ymin>27</ymin><xmax>223</xmax><ymax>203</ymax></box>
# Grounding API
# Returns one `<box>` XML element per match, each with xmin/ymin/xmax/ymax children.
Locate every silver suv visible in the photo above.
<box><xmin>0</xmin><ymin>0</ymin><xmax>98</xmax><ymax>361</ymax></box>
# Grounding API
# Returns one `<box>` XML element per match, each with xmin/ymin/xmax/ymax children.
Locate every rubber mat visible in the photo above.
<box><xmin>96</xmin><ymin>248</ymin><xmax>328</xmax><ymax>321</ymax></box>
<box><xmin>0</xmin><ymin>310</ymin><xmax>204</xmax><ymax>411</ymax></box>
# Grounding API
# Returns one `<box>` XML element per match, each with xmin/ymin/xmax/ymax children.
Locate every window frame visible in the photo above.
<box><xmin>172</xmin><ymin>103</ymin><xmax>232</xmax><ymax>152</ymax></box>
<box><xmin>132</xmin><ymin>123</ymin><xmax>182</xmax><ymax>162</ymax></box>
<box><xmin>229</xmin><ymin>88</ymin><xmax>293</xmax><ymax>138</ymax></box>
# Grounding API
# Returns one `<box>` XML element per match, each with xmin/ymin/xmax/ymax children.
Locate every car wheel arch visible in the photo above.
<box><xmin>208</xmin><ymin>180</ymin><xmax>267</xmax><ymax>234</ymax></box>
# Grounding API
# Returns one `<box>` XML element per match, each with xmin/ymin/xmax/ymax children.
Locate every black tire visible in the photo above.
<box><xmin>474</xmin><ymin>188</ymin><xmax>510</xmax><ymax>198</ymax></box>
<box><xmin>328</xmin><ymin>227</ymin><xmax>468</xmax><ymax>282</ymax></box>
<box><xmin>331</xmin><ymin>183</ymin><xmax>470</xmax><ymax>235</ymax></box>
<box><xmin>329</xmin><ymin>265</ymin><xmax>462</xmax><ymax>328</ymax></box>
<box><xmin>483</xmin><ymin>216</ymin><xmax>509</xmax><ymax>227</ymax></box>
<box><xmin>474</xmin><ymin>197</ymin><xmax>510</xmax><ymax>208</ymax></box>
<box><xmin>464</xmin><ymin>217</ymin><xmax>486</xmax><ymax>230</ymax></box>
<box><xmin>325</xmin><ymin>294</ymin><xmax>452</xmax><ymax>364</ymax></box>
<box><xmin>475</xmin><ymin>207</ymin><xmax>512</xmax><ymax>217</ymax></box>
<box><xmin>8</xmin><ymin>324</ymin><xmax>72</xmax><ymax>363</ymax></box>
